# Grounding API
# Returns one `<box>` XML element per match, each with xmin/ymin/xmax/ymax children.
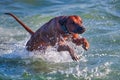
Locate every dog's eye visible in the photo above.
<box><xmin>72</xmin><ymin>22</ymin><xmax>75</xmax><ymax>24</ymax></box>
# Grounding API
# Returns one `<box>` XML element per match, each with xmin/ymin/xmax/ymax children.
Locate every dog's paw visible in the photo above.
<box><xmin>71</xmin><ymin>54</ymin><xmax>80</xmax><ymax>61</ymax></box>
<box><xmin>82</xmin><ymin>38</ymin><xmax>90</xmax><ymax>51</ymax></box>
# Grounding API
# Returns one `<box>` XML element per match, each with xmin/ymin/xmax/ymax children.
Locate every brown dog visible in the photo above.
<box><xmin>5</xmin><ymin>13</ymin><xmax>89</xmax><ymax>61</ymax></box>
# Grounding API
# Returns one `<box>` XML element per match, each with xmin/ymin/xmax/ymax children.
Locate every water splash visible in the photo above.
<box><xmin>0</xmin><ymin>37</ymin><xmax>85</xmax><ymax>62</ymax></box>
<box><xmin>47</xmin><ymin>61</ymin><xmax>111</xmax><ymax>80</ymax></box>
<box><xmin>31</xmin><ymin>45</ymin><xmax>85</xmax><ymax>63</ymax></box>
<box><xmin>0</xmin><ymin>40</ymin><xmax>111</xmax><ymax>80</ymax></box>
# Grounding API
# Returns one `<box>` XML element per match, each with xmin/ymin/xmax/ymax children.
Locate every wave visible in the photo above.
<box><xmin>0</xmin><ymin>38</ymin><xmax>85</xmax><ymax>63</ymax></box>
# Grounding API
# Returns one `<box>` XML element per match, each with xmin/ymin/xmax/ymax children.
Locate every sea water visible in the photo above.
<box><xmin>0</xmin><ymin>0</ymin><xmax>120</xmax><ymax>80</ymax></box>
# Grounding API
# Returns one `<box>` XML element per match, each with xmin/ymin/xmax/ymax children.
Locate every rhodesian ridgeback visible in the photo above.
<box><xmin>5</xmin><ymin>13</ymin><xmax>89</xmax><ymax>61</ymax></box>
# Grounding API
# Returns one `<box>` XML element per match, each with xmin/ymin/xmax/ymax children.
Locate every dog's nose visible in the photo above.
<box><xmin>77</xmin><ymin>27</ymin><xmax>86</xmax><ymax>34</ymax></box>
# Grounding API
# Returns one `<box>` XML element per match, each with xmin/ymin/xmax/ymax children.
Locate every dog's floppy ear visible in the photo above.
<box><xmin>59</xmin><ymin>16</ymin><xmax>67</xmax><ymax>25</ymax></box>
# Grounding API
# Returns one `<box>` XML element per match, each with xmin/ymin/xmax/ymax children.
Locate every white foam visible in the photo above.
<box><xmin>26</xmin><ymin>43</ymin><xmax>85</xmax><ymax>63</ymax></box>
<box><xmin>0</xmin><ymin>39</ymin><xmax>85</xmax><ymax>63</ymax></box>
<box><xmin>49</xmin><ymin>61</ymin><xmax>111</xmax><ymax>79</ymax></box>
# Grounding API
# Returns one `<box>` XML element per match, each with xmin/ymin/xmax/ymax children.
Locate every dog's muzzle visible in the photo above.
<box><xmin>73</xmin><ymin>26</ymin><xmax>86</xmax><ymax>34</ymax></box>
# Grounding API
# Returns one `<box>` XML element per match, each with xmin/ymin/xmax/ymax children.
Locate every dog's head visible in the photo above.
<box><xmin>59</xmin><ymin>15</ymin><xmax>86</xmax><ymax>34</ymax></box>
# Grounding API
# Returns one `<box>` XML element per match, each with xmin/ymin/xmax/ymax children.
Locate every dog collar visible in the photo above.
<box><xmin>61</xmin><ymin>25</ymin><xmax>70</xmax><ymax>34</ymax></box>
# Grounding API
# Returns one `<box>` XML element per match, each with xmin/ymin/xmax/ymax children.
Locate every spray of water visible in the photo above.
<box><xmin>0</xmin><ymin>28</ymin><xmax>111</xmax><ymax>79</ymax></box>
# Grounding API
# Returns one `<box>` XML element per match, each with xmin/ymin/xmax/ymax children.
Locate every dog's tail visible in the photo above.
<box><xmin>5</xmin><ymin>13</ymin><xmax>34</xmax><ymax>35</ymax></box>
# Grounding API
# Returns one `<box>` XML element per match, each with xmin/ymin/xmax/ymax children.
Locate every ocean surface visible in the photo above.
<box><xmin>0</xmin><ymin>0</ymin><xmax>120</xmax><ymax>80</ymax></box>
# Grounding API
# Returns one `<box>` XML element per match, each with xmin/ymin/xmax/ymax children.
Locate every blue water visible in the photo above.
<box><xmin>0</xmin><ymin>0</ymin><xmax>120</xmax><ymax>80</ymax></box>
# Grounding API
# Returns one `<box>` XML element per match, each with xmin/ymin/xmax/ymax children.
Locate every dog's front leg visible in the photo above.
<box><xmin>72</xmin><ymin>34</ymin><xmax>89</xmax><ymax>51</ymax></box>
<box><xmin>72</xmin><ymin>38</ymin><xmax>89</xmax><ymax>51</ymax></box>
<box><xmin>57</xmin><ymin>44</ymin><xmax>79</xmax><ymax>61</ymax></box>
